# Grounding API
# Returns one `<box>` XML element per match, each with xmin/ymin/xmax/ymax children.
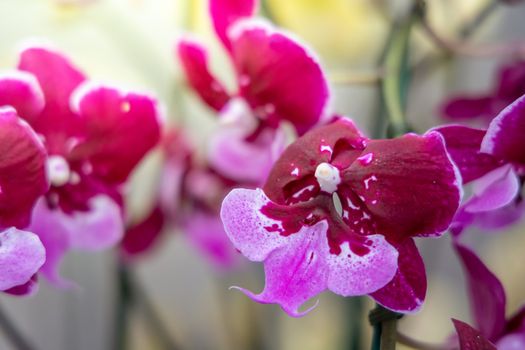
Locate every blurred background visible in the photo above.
<box><xmin>0</xmin><ymin>0</ymin><xmax>524</xmax><ymax>349</ymax></box>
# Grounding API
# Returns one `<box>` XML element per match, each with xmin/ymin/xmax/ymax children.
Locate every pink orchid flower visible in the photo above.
<box><xmin>177</xmin><ymin>0</ymin><xmax>330</xmax><ymax>185</ymax></box>
<box><xmin>0</xmin><ymin>46</ymin><xmax>161</xmax><ymax>286</ymax></box>
<box><xmin>0</xmin><ymin>106</ymin><xmax>48</xmax><ymax>295</ymax></box>
<box><xmin>122</xmin><ymin>129</ymin><xmax>239</xmax><ymax>269</ymax></box>
<box><xmin>436</xmin><ymin>93</ymin><xmax>525</xmax><ymax>235</ymax></box>
<box><xmin>452</xmin><ymin>243</ymin><xmax>525</xmax><ymax>350</ymax></box>
<box><xmin>441</xmin><ymin>60</ymin><xmax>525</xmax><ymax>125</ymax></box>
<box><xmin>220</xmin><ymin>118</ymin><xmax>462</xmax><ymax>316</ymax></box>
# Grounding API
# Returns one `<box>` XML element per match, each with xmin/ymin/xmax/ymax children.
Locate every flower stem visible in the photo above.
<box><xmin>113</xmin><ymin>262</ymin><xmax>132</xmax><ymax>350</ymax></box>
<box><xmin>0</xmin><ymin>303</ymin><xmax>34</xmax><ymax>350</ymax></box>
<box><xmin>369</xmin><ymin>305</ymin><xmax>402</xmax><ymax>350</ymax></box>
<box><xmin>380</xmin><ymin>5</ymin><xmax>416</xmax><ymax>137</ymax></box>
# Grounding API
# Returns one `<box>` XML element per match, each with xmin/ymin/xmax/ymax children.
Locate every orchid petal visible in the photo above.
<box><xmin>177</xmin><ymin>38</ymin><xmax>230</xmax><ymax>111</ymax></box>
<box><xmin>70</xmin><ymin>83</ymin><xmax>161</xmax><ymax>184</ymax></box>
<box><xmin>434</xmin><ymin>125</ymin><xmax>501</xmax><ymax>183</ymax></box>
<box><xmin>0</xmin><ymin>107</ymin><xmax>48</xmax><ymax>228</ymax></box>
<box><xmin>452</xmin><ymin>319</ymin><xmax>497</xmax><ymax>350</ymax></box>
<box><xmin>441</xmin><ymin>96</ymin><xmax>494</xmax><ymax>120</ymax></box>
<box><xmin>370</xmin><ymin>238</ymin><xmax>426</xmax><ymax>313</ymax></box>
<box><xmin>346</xmin><ymin>131</ymin><xmax>462</xmax><ymax>242</ymax></box>
<box><xmin>229</xmin><ymin>19</ymin><xmax>330</xmax><ymax>135</ymax></box>
<box><xmin>0</xmin><ymin>228</ymin><xmax>45</xmax><ymax>291</ymax></box>
<box><xmin>481</xmin><ymin>94</ymin><xmax>525</xmax><ymax>164</ymax></box>
<box><xmin>464</xmin><ymin>165</ymin><xmax>520</xmax><ymax>213</ymax></box>
<box><xmin>121</xmin><ymin>206</ymin><xmax>165</xmax><ymax>259</ymax></box>
<box><xmin>0</xmin><ymin>71</ymin><xmax>44</xmax><ymax>120</ymax></box>
<box><xmin>209</xmin><ymin>0</ymin><xmax>257</xmax><ymax>50</ymax></box>
<box><xmin>455</xmin><ymin>243</ymin><xmax>506</xmax><ymax>341</ymax></box>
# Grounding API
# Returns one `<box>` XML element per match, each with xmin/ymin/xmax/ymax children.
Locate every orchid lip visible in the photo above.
<box><xmin>315</xmin><ymin>162</ymin><xmax>341</xmax><ymax>194</ymax></box>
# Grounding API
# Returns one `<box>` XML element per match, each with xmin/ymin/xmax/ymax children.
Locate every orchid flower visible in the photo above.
<box><xmin>177</xmin><ymin>0</ymin><xmax>330</xmax><ymax>185</ymax></box>
<box><xmin>122</xmin><ymin>128</ymin><xmax>239</xmax><ymax>268</ymax></box>
<box><xmin>220</xmin><ymin>117</ymin><xmax>462</xmax><ymax>316</ymax></box>
<box><xmin>436</xmin><ymin>93</ymin><xmax>525</xmax><ymax>235</ymax></box>
<box><xmin>0</xmin><ymin>46</ymin><xmax>161</xmax><ymax>286</ymax></box>
<box><xmin>453</xmin><ymin>243</ymin><xmax>525</xmax><ymax>349</ymax></box>
<box><xmin>0</xmin><ymin>106</ymin><xmax>48</xmax><ymax>295</ymax></box>
<box><xmin>441</xmin><ymin>60</ymin><xmax>525</xmax><ymax>124</ymax></box>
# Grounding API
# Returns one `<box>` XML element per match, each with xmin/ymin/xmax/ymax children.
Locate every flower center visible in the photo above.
<box><xmin>46</xmin><ymin>155</ymin><xmax>71</xmax><ymax>187</ymax></box>
<box><xmin>315</xmin><ymin>162</ymin><xmax>341</xmax><ymax>194</ymax></box>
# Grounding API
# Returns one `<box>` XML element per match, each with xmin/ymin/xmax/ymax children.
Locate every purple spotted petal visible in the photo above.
<box><xmin>434</xmin><ymin>125</ymin><xmax>502</xmax><ymax>183</ymax></box>
<box><xmin>455</xmin><ymin>243</ymin><xmax>506</xmax><ymax>341</ymax></box>
<box><xmin>345</xmin><ymin>131</ymin><xmax>462</xmax><ymax>242</ymax></box>
<box><xmin>464</xmin><ymin>165</ymin><xmax>520</xmax><ymax>213</ymax></box>
<box><xmin>177</xmin><ymin>38</ymin><xmax>230</xmax><ymax>111</ymax></box>
<box><xmin>185</xmin><ymin>209</ymin><xmax>238</xmax><ymax>269</ymax></box>
<box><xmin>452</xmin><ymin>319</ymin><xmax>497</xmax><ymax>350</ymax></box>
<box><xmin>209</xmin><ymin>101</ymin><xmax>285</xmax><ymax>184</ymax></box>
<box><xmin>440</xmin><ymin>96</ymin><xmax>494</xmax><ymax>120</ymax></box>
<box><xmin>221</xmin><ymin>188</ymin><xmax>398</xmax><ymax>316</ymax></box>
<box><xmin>221</xmin><ymin>188</ymin><xmax>288</xmax><ymax>261</ymax></box>
<box><xmin>0</xmin><ymin>71</ymin><xmax>44</xmax><ymax>120</ymax></box>
<box><xmin>0</xmin><ymin>107</ymin><xmax>48</xmax><ymax>228</ymax></box>
<box><xmin>0</xmin><ymin>228</ymin><xmax>45</xmax><ymax>291</ymax></box>
<box><xmin>481</xmin><ymin>94</ymin><xmax>525</xmax><ymax>164</ymax></box>
<box><xmin>209</xmin><ymin>0</ymin><xmax>257</xmax><ymax>50</ymax></box>
<box><xmin>229</xmin><ymin>19</ymin><xmax>330</xmax><ymax>135</ymax></box>
<box><xmin>370</xmin><ymin>238</ymin><xmax>426</xmax><ymax>313</ymax></box>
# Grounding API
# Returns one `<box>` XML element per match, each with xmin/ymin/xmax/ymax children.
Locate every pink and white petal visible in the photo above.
<box><xmin>326</xmin><ymin>235</ymin><xmax>398</xmax><ymax>296</ymax></box>
<box><xmin>464</xmin><ymin>165</ymin><xmax>520</xmax><ymax>213</ymax></box>
<box><xmin>434</xmin><ymin>125</ymin><xmax>502</xmax><ymax>183</ymax></box>
<box><xmin>177</xmin><ymin>39</ymin><xmax>230</xmax><ymax>111</ymax></box>
<box><xmin>66</xmin><ymin>196</ymin><xmax>124</xmax><ymax>251</ymax></box>
<box><xmin>3</xmin><ymin>275</ymin><xmax>39</xmax><ymax>296</ymax></box>
<box><xmin>264</xmin><ymin>118</ymin><xmax>366</xmax><ymax>204</ymax></box>
<box><xmin>370</xmin><ymin>238</ymin><xmax>426</xmax><ymax>313</ymax></box>
<box><xmin>440</xmin><ymin>96</ymin><xmax>494</xmax><ymax>120</ymax></box>
<box><xmin>184</xmin><ymin>209</ymin><xmax>239</xmax><ymax>269</ymax></box>
<box><xmin>474</xmin><ymin>201</ymin><xmax>525</xmax><ymax>230</ymax></box>
<box><xmin>121</xmin><ymin>205</ymin><xmax>165</xmax><ymax>260</ymax></box>
<box><xmin>0</xmin><ymin>71</ymin><xmax>44</xmax><ymax>120</ymax></box>
<box><xmin>18</xmin><ymin>46</ymin><xmax>85</xmax><ymax>122</ymax></box>
<box><xmin>0</xmin><ymin>107</ymin><xmax>48</xmax><ymax>228</ymax></box>
<box><xmin>220</xmin><ymin>188</ymin><xmax>288</xmax><ymax>261</ymax></box>
<box><xmin>209</xmin><ymin>0</ymin><xmax>257</xmax><ymax>50</ymax></box>
<box><xmin>0</xmin><ymin>228</ymin><xmax>45</xmax><ymax>291</ymax></box>
<box><xmin>346</xmin><ymin>132</ymin><xmax>462</xmax><ymax>242</ymax></box>
<box><xmin>454</xmin><ymin>243</ymin><xmax>506</xmax><ymax>341</ymax></box>
<box><xmin>232</xmin><ymin>221</ymin><xmax>330</xmax><ymax>317</ymax></box>
<box><xmin>208</xmin><ymin>120</ymin><xmax>284</xmax><ymax>185</ymax></box>
<box><xmin>229</xmin><ymin>19</ymin><xmax>330</xmax><ymax>135</ymax></box>
<box><xmin>452</xmin><ymin>319</ymin><xmax>497</xmax><ymax>350</ymax></box>
<box><xmin>28</xmin><ymin>199</ymin><xmax>74</xmax><ymax>288</ymax></box>
<box><xmin>481</xmin><ymin>94</ymin><xmax>525</xmax><ymax>164</ymax></box>
<box><xmin>497</xmin><ymin>333</ymin><xmax>525</xmax><ymax>350</ymax></box>
<box><xmin>69</xmin><ymin>83</ymin><xmax>162</xmax><ymax>184</ymax></box>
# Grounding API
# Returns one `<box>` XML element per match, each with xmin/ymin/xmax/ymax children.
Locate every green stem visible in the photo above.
<box><xmin>381</xmin><ymin>8</ymin><xmax>415</xmax><ymax>137</ymax></box>
<box><xmin>113</xmin><ymin>263</ymin><xmax>132</xmax><ymax>350</ymax></box>
<box><xmin>0</xmin><ymin>304</ymin><xmax>34</xmax><ymax>350</ymax></box>
<box><xmin>369</xmin><ymin>305</ymin><xmax>402</xmax><ymax>350</ymax></box>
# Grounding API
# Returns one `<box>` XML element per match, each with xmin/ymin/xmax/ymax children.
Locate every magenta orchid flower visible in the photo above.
<box><xmin>177</xmin><ymin>0</ymin><xmax>330</xmax><ymax>184</ymax></box>
<box><xmin>220</xmin><ymin>118</ymin><xmax>462</xmax><ymax>316</ymax></box>
<box><xmin>0</xmin><ymin>46</ymin><xmax>161</xmax><ymax>286</ymax></box>
<box><xmin>436</xmin><ymin>93</ymin><xmax>525</xmax><ymax>235</ymax></box>
<box><xmin>0</xmin><ymin>106</ymin><xmax>48</xmax><ymax>295</ymax></box>
<box><xmin>441</xmin><ymin>60</ymin><xmax>525</xmax><ymax>124</ymax></box>
<box><xmin>122</xmin><ymin>128</ymin><xmax>239</xmax><ymax>268</ymax></box>
<box><xmin>453</xmin><ymin>243</ymin><xmax>525</xmax><ymax>349</ymax></box>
